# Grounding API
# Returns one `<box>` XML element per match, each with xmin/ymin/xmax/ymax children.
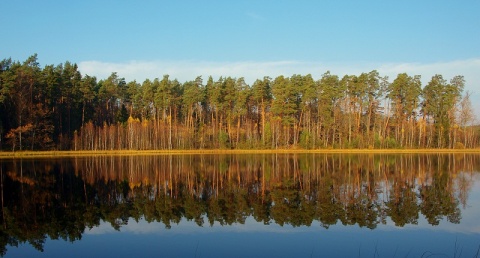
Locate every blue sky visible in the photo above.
<box><xmin>2</xmin><ymin>1</ymin><xmax>480</xmax><ymax>117</ymax></box>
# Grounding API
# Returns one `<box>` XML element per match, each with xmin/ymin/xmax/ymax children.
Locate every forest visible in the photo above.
<box><xmin>0</xmin><ymin>54</ymin><xmax>478</xmax><ymax>151</ymax></box>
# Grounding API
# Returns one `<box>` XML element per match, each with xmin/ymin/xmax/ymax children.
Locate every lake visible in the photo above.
<box><xmin>1</xmin><ymin>153</ymin><xmax>479</xmax><ymax>257</ymax></box>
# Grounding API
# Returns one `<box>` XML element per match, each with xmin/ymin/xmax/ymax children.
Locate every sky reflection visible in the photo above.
<box><xmin>10</xmin><ymin>217</ymin><xmax>480</xmax><ymax>258</ymax></box>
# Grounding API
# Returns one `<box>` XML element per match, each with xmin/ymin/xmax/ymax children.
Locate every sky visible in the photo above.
<box><xmin>2</xmin><ymin>1</ymin><xmax>480</xmax><ymax>118</ymax></box>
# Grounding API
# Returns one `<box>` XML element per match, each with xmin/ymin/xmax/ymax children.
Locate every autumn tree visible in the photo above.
<box><xmin>317</xmin><ymin>71</ymin><xmax>344</xmax><ymax>147</ymax></box>
<box><xmin>422</xmin><ymin>75</ymin><xmax>464</xmax><ymax>148</ymax></box>
<box><xmin>251</xmin><ymin>76</ymin><xmax>272</xmax><ymax>147</ymax></box>
<box><xmin>387</xmin><ymin>73</ymin><xmax>422</xmax><ymax>147</ymax></box>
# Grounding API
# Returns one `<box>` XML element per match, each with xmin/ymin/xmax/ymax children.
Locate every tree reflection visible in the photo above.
<box><xmin>418</xmin><ymin>156</ymin><xmax>462</xmax><ymax>225</ymax></box>
<box><xmin>0</xmin><ymin>153</ymin><xmax>478</xmax><ymax>255</ymax></box>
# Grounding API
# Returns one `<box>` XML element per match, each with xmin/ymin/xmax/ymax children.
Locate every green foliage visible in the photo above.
<box><xmin>388</xmin><ymin>73</ymin><xmax>422</xmax><ymax>122</ymax></box>
<box><xmin>263</xmin><ymin>121</ymin><xmax>273</xmax><ymax>149</ymax></box>
<box><xmin>218</xmin><ymin>131</ymin><xmax>230</xmax><ymax>149</ymax></box>
<box><xmin>348</xmin><ymin>136</ymin><xmax>361</xmax><ymax>149</ymax></box>
<box><xmin>422</xmin><ymin>75</ymin><xmax>465</xmax><ymax>147</ymax></box>
<box><xmin>271</xmin><ymin>75</ymin><xmax>299</xmax><ymax>126</ymax></box>
<box><xmin>299</xmin><ymin>131</ymin><xmax>312</xmax><ymax>149</ymax></box>
<box><xmin>374</xmin><ymin>133</ymin><xmax>383</xmax><ymax>149</ymax></box>
<box><xmin>385</xmin><ymin>137</ymin><xmax>400</xmax><ymax>149</ymax></box>
<box><xmin>0</xmin><ymin>54</ymin><xmax>477</xmax><ymax>150</ymax></box>
<box><xmin>116</xmin><ymin>104</ymin><xmax>129</xmax><ymax>124</ymax></box>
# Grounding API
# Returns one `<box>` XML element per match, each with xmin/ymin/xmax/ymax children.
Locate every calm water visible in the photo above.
<box><xmin>1</xmin><ymin>153</ymin><xmax>479</xmax><ymax>257</ymax></box>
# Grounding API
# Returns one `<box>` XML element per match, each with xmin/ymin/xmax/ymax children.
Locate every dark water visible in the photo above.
<box><xmin>1</xmin><ymin>153</ymin><xmax>479</xmax><ymax>257</ymax></box>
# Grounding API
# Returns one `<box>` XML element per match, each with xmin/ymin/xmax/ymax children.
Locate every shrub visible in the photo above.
<box><xmin>454</xmin><ymin>142</ymin><xmax>465</xmax><ymax>149</ymax></box>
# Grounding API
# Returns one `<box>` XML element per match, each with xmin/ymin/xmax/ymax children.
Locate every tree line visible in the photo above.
<box><xmin>0</xmin><ymin>54</ymin><xmax>478</xmax><ymax>151</ymax></box>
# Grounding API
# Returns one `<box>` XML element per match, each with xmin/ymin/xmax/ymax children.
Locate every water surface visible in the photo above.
<box><xmin>1</xmin><ymin>153</ymin><xmax>479</xmax><ymax>257</ymax></box>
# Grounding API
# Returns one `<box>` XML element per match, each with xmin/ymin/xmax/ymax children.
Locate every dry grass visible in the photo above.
<box><xmin>1</xmin><ymin>148</ymin><xmax>480</xmax><ymax>159</ymax></box>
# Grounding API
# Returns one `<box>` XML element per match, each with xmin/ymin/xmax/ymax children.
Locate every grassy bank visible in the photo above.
<box><xmin>1</xmin><ymin>148</ymin><xmax>480</xmax><ymax>159</ymax></box>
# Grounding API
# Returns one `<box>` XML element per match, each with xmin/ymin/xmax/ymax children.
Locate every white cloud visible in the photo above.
<box><xmin>376</xmin><ymin>59</ymin><xmax>480</xmax><ymax>120</ymax></box>
<box><xmin>78</xmin><ymin>60</ymin><xmax>304</xmax><ymax>84</ymax></box>
<box><xmin>78</xmin><ymin>58</ymin><xmax>480</xmax><ymax>119</ymax></box>
<box><xmin>376</xmin><ymin>59</ymin><xmax>480</xmax><ymax>92</ymax></box>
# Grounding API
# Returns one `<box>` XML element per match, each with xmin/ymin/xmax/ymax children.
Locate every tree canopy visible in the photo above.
<box><xmin>0</xmin><ymin>55</ymin><xmax>478</xmax><ymax>151</ymax></box>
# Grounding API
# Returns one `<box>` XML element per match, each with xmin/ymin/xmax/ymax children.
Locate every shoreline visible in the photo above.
<box><xmin>1</xmin><ymin>148</ymin><xmax>480</xmax><ymax>159</ymax></box>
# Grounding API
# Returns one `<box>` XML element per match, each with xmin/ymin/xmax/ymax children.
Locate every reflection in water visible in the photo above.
<box><xmin>0</xmin><ymin>153</ymin><xmax>479</xmax><ymax>255</ymax></box>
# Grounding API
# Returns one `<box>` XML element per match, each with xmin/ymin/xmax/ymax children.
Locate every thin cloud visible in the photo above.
<box><xmin>78</xmin><ymin>60</ymin><xmax>306</xmax><ymax>83</ymax></box>
<box><xmin>245</xmin><ymin>11</ymin><xmax>266</xmax><ymax>21</ymax></box>
<box><xmin>377</xmin><ymin>59</ymin><xmax>480</xmax><ymax>90</ymax></box>
<box><xmin>375</xmin><ymin>59</ymin><xmax>480</xmax><ymax>120</ymax></box>
<box><xmin>78</xmin><ymin>58</ymin><xmax>480</xmax><ymax>86</ymax></box>
<box><xmin>78</xmin><ymin>58</ymin><xmax>480</xmax><ymax>118</ymax></box>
